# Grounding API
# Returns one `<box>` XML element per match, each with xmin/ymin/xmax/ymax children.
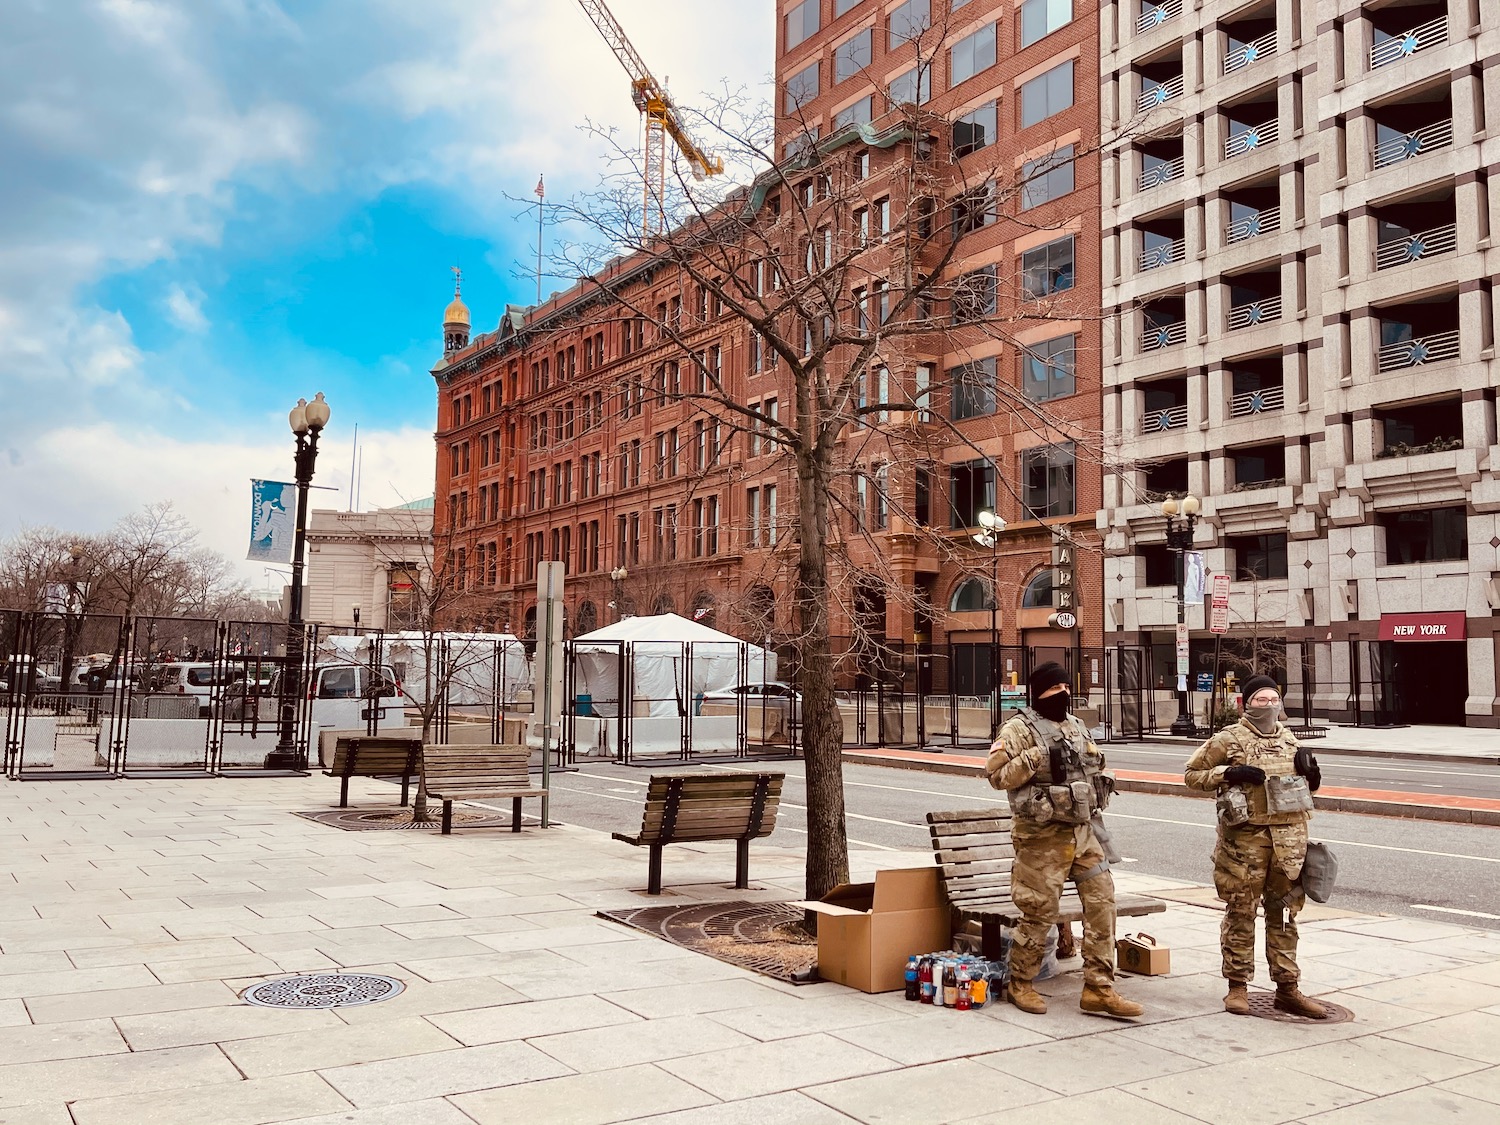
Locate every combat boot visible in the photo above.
<box><xmin>1274</xmin><ymin>983</ymin><xmax>1328</xmax><ymax>1019</ymax></box>
<box><xmin>1080</xmin><ymin>985</ymin><xmax>1143</xmax><ymax>1019</ymax></box>
<box><xmin>1007</xmin><ymin>979</ymin><xmax>1047</xmax><ymax>1014</ymax></box>
<box><xmin>1224</xmin><ymin>981</ymin><xmax>1250</xmax><ymax>1015</ymax></box>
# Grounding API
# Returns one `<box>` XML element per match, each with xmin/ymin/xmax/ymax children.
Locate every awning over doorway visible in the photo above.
<box><xmin>1378</xmin><ymin>612</ymin><xmax>1466</xmax><ymax>643</ymax></box>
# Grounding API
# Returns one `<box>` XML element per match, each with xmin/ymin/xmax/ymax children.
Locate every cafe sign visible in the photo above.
<box><xmin>1379</xmin><ymin>612</ymin><xmax>1466</xmax><ymax>643</ymax></box>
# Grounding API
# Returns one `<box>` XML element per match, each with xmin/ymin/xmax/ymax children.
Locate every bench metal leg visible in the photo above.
<box><xmin>512</xmin><ymin>797</ymin><xmax>522</xmax><ymax>832</ymax></box>
<box><xmin>647</xmin><ymin>844</ymin><xmax>663</xmax><ymax>895</ymax></box>
<box><xmin>339</xmin><ymin>776</ymin><xmax>350</xmax><ymax>809</ymax></box>
<box><xmin>441</xmin><ymin>800</ymin><xmax>453</xmax><ymax>835</ymax></box>
<box><xmin>735</xmin><ymin>838</ymin><xmax>750</xmax><ymax>890</ymax></box>
<box><xmin>981</xmin><ymin>918</ymin><xmax>1005</xmax><ymax>962</ymax></box>
<box><xmin>399</xmin><ymin>774</ymin><xmax>410</xmax><ymax>807</ymax></box>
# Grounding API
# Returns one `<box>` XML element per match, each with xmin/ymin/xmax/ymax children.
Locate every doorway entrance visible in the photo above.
<box><xmin>1385</xmin><ymin>640</ymin><xmax>1467</xmax><ymax>725</ymax></box>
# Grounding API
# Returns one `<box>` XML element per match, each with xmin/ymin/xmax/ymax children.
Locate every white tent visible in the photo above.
<box><xmin>316</xmin><ymin>632</ymin><xmax>531</xmax><ymax>705</ymax></box>
<box><xmin>569</xmin><ymin>614</ymin><xmax>776</xmax><ymax>718</ymax></box>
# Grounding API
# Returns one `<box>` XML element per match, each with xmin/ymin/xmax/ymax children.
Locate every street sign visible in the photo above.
<box><xmin>1210</xmin><ymin>574</ymin><xmax>1231</xmax><ymax>635</ymax></box>
<box><xmin>1048</xmin><ymin>611</ymin><xmax>1077</xmax><ymax>630</ymax></box>
<box><xmin>1175</xmin><ymin>621</ymin><xmax>1190</xmax><ymax>675</ymax></box>
<box><xmin>1052</xmin><ymin>537</ymin><xmax>1074</xmax><ymax>612</ymax></box>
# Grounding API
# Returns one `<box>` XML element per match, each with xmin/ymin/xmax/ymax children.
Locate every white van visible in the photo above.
<box><xmin>148</xmin><ymin>663</ymin><xmax>237</xmax><ymax>717</ymax></box>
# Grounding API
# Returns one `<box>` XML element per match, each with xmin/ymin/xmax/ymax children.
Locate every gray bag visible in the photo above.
<box><xmin>1300</xmin><ymin>840</ymin><xmax>1339</xmax><ymax>903</ymax></box>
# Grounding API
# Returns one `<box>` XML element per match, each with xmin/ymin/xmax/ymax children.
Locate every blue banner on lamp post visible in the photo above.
<box><xmin>247</xmin><ymin>479</ymin><xmax>296</xmax><ymax>563</ymax></box>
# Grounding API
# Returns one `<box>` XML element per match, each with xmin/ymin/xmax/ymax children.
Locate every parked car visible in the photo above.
<box><xmin>700</xmin><ymin>681</ymin><xmax>803</xmax><ymax>720</ymax></box>
<box><xmin>146</xmin><ymin>663</ymin><xmax>238</xmax><ymax>717</ymax></box>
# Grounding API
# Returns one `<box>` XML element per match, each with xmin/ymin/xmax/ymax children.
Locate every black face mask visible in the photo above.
<box><xmin>1034</xmin><ymin>692</ymin><xmax>1070</xmax><ymax>721</ymax></box>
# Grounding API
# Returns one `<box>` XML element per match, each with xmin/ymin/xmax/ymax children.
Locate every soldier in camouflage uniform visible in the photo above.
<box><xmin>985</xmin><ymin>663</ymin><xmax>1142</xmax><ymax>1019</ymax></box>
<box><xmin>1185</xmin><ymin>674</ymin><xmax>1328</xmax><ymax>1018</ymax></box>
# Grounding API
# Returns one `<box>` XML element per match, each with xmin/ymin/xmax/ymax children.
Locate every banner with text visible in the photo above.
<box><xmin>247</xmin><ymin>480</ymin><xmax>296</xmax><ymax>563</ymax></box>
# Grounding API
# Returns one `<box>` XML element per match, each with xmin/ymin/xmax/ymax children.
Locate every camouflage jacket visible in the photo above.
<box><xmin>1184</xmin><ymin>718</ymin><xmax>1309</xmax><ymax>827</ymax></box>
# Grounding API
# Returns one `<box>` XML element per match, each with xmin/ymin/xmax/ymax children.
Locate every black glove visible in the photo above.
<box><xmin>1295</xmin><ymin>748</ymin><xmax>1322</xmax><ymax>792</ymax></box>
<box><xmin>1224</xmin><ymin>764</ymin><xmax>1267</xmax><ymax>786</ymax></box>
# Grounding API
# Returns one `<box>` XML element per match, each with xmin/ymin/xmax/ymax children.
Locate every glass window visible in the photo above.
<box><xmin>950</xmin><ymin>356</ymin><xmax>997</xmax><ymax>420</ymax></box>
<box><xmin>1020</xmin><ymin>0</ymin><xmax>1072</xmax><ymax>47</ymax></box>
<box><xmin>951</xmin><ymin>100</ymin><xmax>997</xmax><ymax>157</ymax></box>
<box><xmin>1379</xmin><ymin>509</ymin><xmax>1467</xmax><ymax>564</ymax></box>
<box><xmin>1020</xmin><ymin>144</ymin><xmax>1075</xmax><ymax>209</ymax></box>
<box><xmin>950</xmin><ymin>23</ymin><xmax>997</xmax><ymax>85</ymax></box>
<box><xmin>1023</xmin><ymin>334</ymin><xmax>1076</xmax><ymax>401</ymax></box>
<box><xmin>888</xmin><ymin>65</ymin><xmax>931</xmax><ymax>106</ymax></box>
<box><xmin>785</xmin><ymin>62</ymin><xmax>820</xmax><ymax>113</ymax></box>
<box><xmin>950</xmin><ymin>459</ymin><xmax>996</xmax><ymax>528</ymax></box>
<box><xmin>1229</xmin><ymin>533</ymin><xmax>1291</xmax><ymax>578</ymax></box>
<box><xmin>1138</xmin><ymin>545</ymin><xmax>1176</xmax><ymax>587</ymax></box>
<box><xmin>889</xmin><ymin>0</ymin><xmax>930</xmax><ymax>49</ymax></box>
<box><xmin>1022</xmin><ymin>443</ymin><xmax>1075</xmax><ymax>516</ymax></box>
<box><xmin>1019</xmin><ymin>60</ymin><xmax>1074</xmax><ymax>128</ymax></box>
<box><xmin>951</xmin><ymin>265</ymin><xmax>997</xmax><ymax>323</ymax></box>
<box><xmin>1021</xmin><ymin>236</ymin><xmax>1076</xmax><ymax>300</ymax></box>
<box><xmin>835</xmin><ymin>95</ymin><xmax>874</xmax><ymax>130</ymax></box>
<box><xmin>950</xmin><ymin>577</ymin><xmax>993</xmax><ymax>612</ymax></box>
<box><xmin>836</xmin><ymin>0</ymin><xmax>863</xmax><ymax>14</ymax></box>
<box><xmin>1021</xmin><ymin>571</ymin><xmax>1054</xmax><ymax>608</ymax></box>
<box><xmin>785</xmin><ymin>0</ymin><xmax>821</xmax><ymax>49</ymax></box>
<box><xmin>835</xmin><ymin>28</ymin><xmax>873</xmax><ymax>82</ymax></box>
<box><xmin>951</xmin><ymin>182</ymin><xmax>995</xmax><ymax>237</ymax></box>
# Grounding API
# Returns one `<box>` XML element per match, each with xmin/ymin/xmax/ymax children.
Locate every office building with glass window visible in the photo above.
<box><xmin>1097</xmin><ymin>0</ymin><xmax>1500</xmax><ymax>725</ymax></box>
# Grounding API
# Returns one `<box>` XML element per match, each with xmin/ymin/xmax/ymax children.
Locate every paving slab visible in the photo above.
<box><xmin>975</xmin><ymin>1031</ymin><xmax>1201</xmax><ymax>1095</ymax></box>
<box><xmin>430</xmin><ymin>993</ymin><xmax>640</xmax><ymax>1045</ymax></box>
<box><xmin>0</xmin><ymin>1043</ymin><xmax>241</xmax><ymax>1107</ymax></box>
<box><xmin>954</xmin><ymin>1086</ymin><xmax>1214</xmax><ymax>1125</ymax></box>
<box><xmin>1126</xmin><ymin>1057</ymin><xmax>1369</xmax><ymax>1124</ymax></box>
<box><xmin>23</xmin><ymin>979</ymin><xmax>238</xmax><ymax>1024</ymax></box>
<box><xmin>807</xmin><ymin>1057</ymin><xmax>1057</xmax><ymax>1125</ymax></box>
<box><xmin>452</xmin><ymin>1061</ymin><xmax>717</xmax><ymax>1125</ymax></box>
<box><xmin>529</xmin><ymin>1012</ymin><xmax>758</xmax><ymax>1072</ymax></box>
<box><xmin>1434</xmin><ymin>1066</ymin><xmax>1500</xmax><ymax>1106</ymax></box>
<box><xmin>1298</xmin><ymin>1084</ymin><xmax>1500</xmax><ymax>1124</ymax></box>
<box><xmin>1274</xmin><ymin>1034</ymin><xmax>1486</xmax><ymax>1096</ymax></box>
<box><xmin>657</xmin><ymin>1032</ymin><xmax>898</xmax><ymax>1101</ymax></box>
<box><xmin>221</xmin><ymin>1015</ymin><xmax>462</xmax><ymax>1077</ymax></box>
<box><xmin>67</xmin><ymin>1073</ymin><xmax>350</xmax><ymax>1125</ymax></box>
<box><xmin>317</xmin><ymin>1040</ymin><xmax>573</xmax><ymax>1107</ymax></box>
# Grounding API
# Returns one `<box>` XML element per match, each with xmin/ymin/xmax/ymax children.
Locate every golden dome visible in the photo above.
<box><xmin>444</xmin><ymin>295</ymin><xmax>470</xmax><ymax>326</ymax></box>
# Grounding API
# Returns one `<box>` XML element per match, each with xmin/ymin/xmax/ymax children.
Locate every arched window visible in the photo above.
<box><xmin>652</xmin><ymin>592</ymin><xmax>676</xmax><ymax>615</ymax></box>
<box><xmin>1022</xmin><ymin>571</ymin><xmax>1054</xmax><ymax>608</ymax></box>
<box><xmin>575</xmin><ymin>601</ymin><xmax>597</xmax><ymax>636</ymax></box>
<box><xmin>949</xmin><ymin>577</ymin><xmax>994</xmax><ymax>612</ymax></box>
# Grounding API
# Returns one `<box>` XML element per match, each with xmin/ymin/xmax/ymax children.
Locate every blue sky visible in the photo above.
<box><xmin>0</xmin><ymin>0</ymin><xmax>770</xmax><ymax>581</ymax></box>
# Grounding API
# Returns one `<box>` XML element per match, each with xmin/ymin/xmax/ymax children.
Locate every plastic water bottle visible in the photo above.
<box><xmin>919</xmin><ymin>958</ymin><xmax>934</xmax><ymax>1004</ymax></box>
<box><xmin>904</xmin><ymin>956</ymin><xmax>920</xmax><ymax>1001</ymax></box>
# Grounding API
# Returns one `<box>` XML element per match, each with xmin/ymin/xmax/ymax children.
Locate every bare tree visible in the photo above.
<box><xmin>512</xmin><ymin>21</ymin><xmax>1139</xmax><ymax>898</ymax></box>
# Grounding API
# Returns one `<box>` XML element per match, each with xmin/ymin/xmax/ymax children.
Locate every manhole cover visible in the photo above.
<box><xmin>1244</xmin><ymin>991</ymin><xmax>1354</xmax><ymax>1024</ymax></box>
<box><xmin>295</xmin><ymin>808</ymin><xmax>517</xmax><ymax>832</ymax></box>
<box><xmin>242</xmin><ymin>973</ymin><xmax>405</xmax><ymax>1009</ymax></box>
<box><xmin>599</xmin><ymin>901</ymin><xmax>816</xmax><ymax>983</ymax></box>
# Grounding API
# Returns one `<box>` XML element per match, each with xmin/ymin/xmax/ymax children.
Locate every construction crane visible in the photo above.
<box><xmin>576</xmin><ymin>0</ymin><xmax>724</xmax><ymax>237</ymax></box>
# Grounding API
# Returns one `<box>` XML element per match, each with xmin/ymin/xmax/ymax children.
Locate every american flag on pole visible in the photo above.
<box><xmin>535</xmin><ymin>174</ymin><xmax>545</xmax><ymax>199</ymax></box>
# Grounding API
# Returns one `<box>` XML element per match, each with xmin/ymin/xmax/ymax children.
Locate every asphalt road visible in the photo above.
<box><xmin>539</xmin><ymin>758</ymin><xmax>1500</xmax><ymax>931</ymax></box>
<box><xmin>1100</xmin><ymin>742</ymin><xmax>1500</xmax><ymax>802</ymax></box>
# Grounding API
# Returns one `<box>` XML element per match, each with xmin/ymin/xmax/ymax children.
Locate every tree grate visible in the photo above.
<box><xmin>598</xmin><ymin>901</ymin><xmax>817</xmax><ymax>983</ymax></box>
<box><xmin>242</xmin><ymin>973</ymin><xmax>405</xmax><ymax>1009</ymax></box>
<box><xmin>1244</xmin><ymin>991</ymin><xmax>1354</xmax><ymax>1024</ymax></box>
<box><xmin>294</xmin><ymin>808</ymin><xmax>516</xmax><ymax>832</ymax></box>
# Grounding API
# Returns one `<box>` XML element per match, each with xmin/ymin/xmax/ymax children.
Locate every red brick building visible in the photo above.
<box><xmin>431</xmin><ymin>0</ymin><xmax>1106</xmax><ymax>695</ymax></box>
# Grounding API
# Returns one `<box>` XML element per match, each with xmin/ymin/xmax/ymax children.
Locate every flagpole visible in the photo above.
<box><xmin>535</xmin><ymin>173</ymin><xmax>545</xmax><ymax>306</ymax></box>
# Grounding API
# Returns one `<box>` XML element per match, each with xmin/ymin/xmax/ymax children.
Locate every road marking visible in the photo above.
<box><xmin>1413</xmin><ymin>904</ymin><xmax>1500</xmax><ymax>920</ymax></box>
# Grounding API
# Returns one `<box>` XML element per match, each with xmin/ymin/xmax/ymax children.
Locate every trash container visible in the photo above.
<box><xmin>576</xmin><ymin>693</ymin><xmax>593</xmax><ymax>717</ymax></box>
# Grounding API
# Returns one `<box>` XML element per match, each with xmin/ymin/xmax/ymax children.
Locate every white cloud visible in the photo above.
<box><xmin>164</xmin><ymin>283</ymin><xmax>209</xmax><ymax>332</ymax></box>
<box><xmin>0</xmin><ymin>421</ymin><xmax>436</xmax><ymax>585</ymax></box>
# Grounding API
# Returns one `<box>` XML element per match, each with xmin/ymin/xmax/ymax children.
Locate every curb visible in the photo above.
<box><xmin>1130</xmin><ymin>735</ymin><xmax>1500</xmax><ymax>768</ymax></box>
<box><xmin>842</xmin><ymin>751</ymin><xmax>1500</xmax><ymax>828</ymax></box>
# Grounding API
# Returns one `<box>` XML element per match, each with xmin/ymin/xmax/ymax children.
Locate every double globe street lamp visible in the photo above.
<box><xmin>1161</xmin><ymin>494</ymin><xmax>1202</xmax><ymax>736</ymax></box>
<box><xmin>269</xmin><ymin>392</ymin><xmax>331</xmax><ymax>770</ymax></box>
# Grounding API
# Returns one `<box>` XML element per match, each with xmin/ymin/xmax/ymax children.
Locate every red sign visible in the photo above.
<box><xmin>1379</xmin><ymin>612</ymin><xmax>1466</xmax><ymax>643</ymax></box>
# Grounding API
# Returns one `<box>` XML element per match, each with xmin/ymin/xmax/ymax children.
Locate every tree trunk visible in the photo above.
<box><xmin>795</xmin><ymin>433</ymin><xmax>850</xmax><ymax>901</ymax></box>
<box><xmin>411</xmin><ymin>711</ymin><xmax>435</xmax><ymax>823</ymax></box>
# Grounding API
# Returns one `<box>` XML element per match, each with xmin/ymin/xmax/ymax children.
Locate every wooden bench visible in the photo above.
<box><xmin>927</xmin><ymin>808</ymin><xmax>1165</xmax><ymax>960</ymax></box>
<box><xmin>613</xmin><ymin>772</ymin><xmax>784</xmax><ymax>894</ymax></box>
<box><xmin>323</xmin><ymin>737</ymin><xmax>422</xmax><ymax>808</ymax></box>
<box><xmin>422</xmin><ymin>744</ymin><xmax>548</xmax><ymax>835</ymax></box>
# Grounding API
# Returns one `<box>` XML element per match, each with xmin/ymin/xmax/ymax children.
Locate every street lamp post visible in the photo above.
<box><xmin>973</xmin><ymin>510</ymin><xmax>1005</xmax><ymax>738</ymax></box>
<box><xmin>1161</xmin><ymin>494</ymin><xmax>1202</xmax><ymax>736</ymax></box>
<box><xmin>56</xmin><ymin>544</ymin><xmax>85</xmax><ymax>707</ymax></box>
<box><xmin>268</xmin><ymin>392</ymin><xmax>331</xmax><ymax>770</ymax></box>
<box><xmin>609</xmin><ymin>566</ymin><xmax>629</xmax><ymax>622</ymax></box>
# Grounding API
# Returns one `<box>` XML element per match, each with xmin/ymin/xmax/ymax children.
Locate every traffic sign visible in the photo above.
<box><xmin>1175</xmin><ymin>621</ymin><xmax>1190</xmax><ymax>674</ymax></box>
<box><xmin>1210</xmin><ymin>574</ymin><xmax>1231</xmax><ymax>635</ymax></box>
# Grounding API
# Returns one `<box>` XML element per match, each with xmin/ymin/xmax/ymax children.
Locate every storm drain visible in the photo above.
<box><xmin>1244</xmin><ymin>990</ymin><xmax>1354</xmax><ymax>1024</ymax></box>
<box><xmin>241</xmin><ymin>973</ymin><xmax>405</xmax><ymax>1009</ymax></box>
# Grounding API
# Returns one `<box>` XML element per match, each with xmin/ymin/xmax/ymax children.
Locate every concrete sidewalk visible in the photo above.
<box><xmin>2</xmin><ymin>776</ymin><xmax>1499</xmax><ymax>1124</ymax></box>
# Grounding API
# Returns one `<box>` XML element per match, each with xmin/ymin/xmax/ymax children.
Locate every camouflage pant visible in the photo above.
<box><xmin>1214</xmin><ymin>823</ymin><xmax>1308</xmax><ymax>984</ymax></box>
<box><xmin>1009</xmin><ymin>821</ymin><xmax>1117</xmax><ymax>989</ymax></box>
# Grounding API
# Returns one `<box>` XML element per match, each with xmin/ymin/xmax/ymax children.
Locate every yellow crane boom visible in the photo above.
<box><xmin>576</xmin><ymin>0</ymin><xmax>724</xmax><ymax>236</ymax></box>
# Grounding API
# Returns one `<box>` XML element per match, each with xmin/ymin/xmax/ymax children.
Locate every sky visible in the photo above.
<box><xmin>0</xmin><ymin>0</ymin><xmax>772</xmax><ymax>591</ymax></box>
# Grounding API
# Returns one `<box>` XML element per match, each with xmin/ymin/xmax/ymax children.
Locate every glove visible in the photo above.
<box><xmin>1295</xmin><ymin>748</ymin><xmax>1322</xmax><ymax>792</ymax></box>
<box><xmin>1224</xmin><ymin>764</ymin><xmax>1267</xmax><ymax>786</ymax></box>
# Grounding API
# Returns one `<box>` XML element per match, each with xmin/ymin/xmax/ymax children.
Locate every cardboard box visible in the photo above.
<box><xmin>1117</xmin><ymin>933</ymin><xmax>1170</xmax><ymax>975</ymax></box>
<box><xmin>797</xmin><ymin>867</ymin><xmax>952</xmax><ymax>993</ymax></box>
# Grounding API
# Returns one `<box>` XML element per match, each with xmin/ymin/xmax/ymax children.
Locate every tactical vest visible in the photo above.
<box><xmin>1007</xmin><ymin>708</ymin><xmax>1113</xmax><ymax>825</ymax></box>
<box><xmin>1219</xmin><ymin>720</ymin><xmax>1309</xmax><ymax>826</ymax></box>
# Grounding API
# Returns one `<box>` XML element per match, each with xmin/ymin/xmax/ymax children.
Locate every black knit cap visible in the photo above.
<box><xmin>1029</xmin><ymin>662</ymin><xmax>1069</xmax><ymax>703</ymax></box>
<box><xmin>1240</xmin><ymin>675</ymin><xmax>1279</xmax><ymax>703</ymax></box>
